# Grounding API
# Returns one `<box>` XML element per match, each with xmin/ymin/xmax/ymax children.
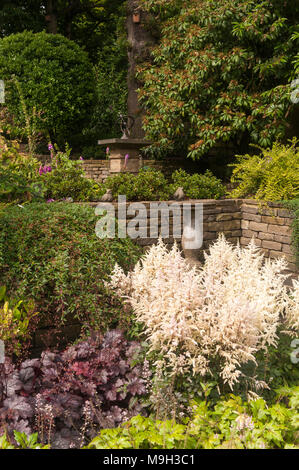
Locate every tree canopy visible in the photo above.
<box><xmin>138</xmin><ymin>0</ymin><xmax>299</xmax><ymax>159</ymax></box>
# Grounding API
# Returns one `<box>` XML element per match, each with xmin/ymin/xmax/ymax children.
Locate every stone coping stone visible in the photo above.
<box><xmin>98</xmin><ymin>138</ymin><xmax>151</xmax><ymax>147</ymax></box>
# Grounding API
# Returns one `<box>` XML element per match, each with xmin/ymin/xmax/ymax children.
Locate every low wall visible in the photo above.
<box><xmin>240</xmin><ymin>200</ymin><xmax>296</xmax><ymax>272</ymax></box>
<box><xmin>81</xmin><ymin>160</ymin><xmax>109</xmax><ymax>183</ymax></box>
<box><xmin>89</xmin><ymin>199</ymin><xmax>297</xmax><ymax>273</ymax></box>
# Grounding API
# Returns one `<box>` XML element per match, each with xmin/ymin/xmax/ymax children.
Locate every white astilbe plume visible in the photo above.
<box><xmin>108</xmin><ymin>235</ymin><xmax>299</xmax><ymax>390</ymax></box>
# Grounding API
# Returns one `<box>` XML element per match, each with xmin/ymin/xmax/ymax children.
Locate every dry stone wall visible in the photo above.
<box><xmin>89</xmin><ymin>199</ymin><xmax>297</xmax><ymax>273</ymax></box>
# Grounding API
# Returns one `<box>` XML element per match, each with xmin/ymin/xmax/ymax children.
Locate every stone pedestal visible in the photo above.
<box><xmin>98</xmin><ymin>138</ymin><xmax>151</xmax><ymax>174</ymax></box>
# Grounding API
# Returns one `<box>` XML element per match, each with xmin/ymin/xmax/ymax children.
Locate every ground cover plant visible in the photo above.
<box><xmin>86</xmin><ymin>385</ymin><xmax>299</xmax><ymax>449</ymax></box>
<box><xmin>0</xmin><ymin>329</ymin><xmax>149</xmax><ymax>448</ymax></box>
<box><xmin>0</xmin><ymin>202</ymin><xmax>142</xmax><ymax>349</ymax></box>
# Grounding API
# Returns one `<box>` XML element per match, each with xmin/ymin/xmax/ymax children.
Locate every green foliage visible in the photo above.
<box><xmin>0</xmin><ymin>137</ymin><xmax>42</xmax><ymax>203</ymax></box>
<box><xmin>0</xmin><ymin>203</ymin><xmax>142</xmax><ymax>345</ymax></box>
<box><xmin>283</xmin><ymin>199</ymin><xmax>299</xmax><ymax>266</ymax></box>
<box><xmin>0</xmin><ymin>431</ymin><xmax>49</xmax><ymax>449</ymax></box>
<box><xmin>101</xmin><ymin>167</ymin><xmax>225</xmax><ymax>201</ymax></box>
<box><xmin>0</xmin><ymin>286</ymin><xmax>37</xmax><ymax>357</ymax></box>
<box><xmin>86</xmin><ymin>385</ymin><xmax>299</xmax><ymax>449</ymax></box>
<box><xmin>0</xmin><ymin>31</ymin><xmax>96</xmax><ymax>145</ymax></box>
<box><xmin>229</xmin><ymin>139</ymin><xmax>299</xmax><ymax>201</ymax></box>
<box><xmin>0</xmin><ymin>137</ymin><xmax>101</xmax><ymax>203</ymax></box>
<box><xmin>138</xmin><ymin>0</ymin><xmax>299</xmax><ymax>159</ymax></box>
<box><xmin>0</xmin><ymin>1</ymin><xmax>44</xmax><ymax>38</ymax></box>
<box><xmin>102</xmin><ymin>168</ymin><xmax>172</xmax><ymax>201</ymax></box>
<box><xmin>170</xmin><ymin>169</ymin><xmax>225</xmax><ymax>199</ymax></box>
<box><xmin>41</xmin><ymin>145</ymin><xmax>102</xmax><ymax>201</ymax></box>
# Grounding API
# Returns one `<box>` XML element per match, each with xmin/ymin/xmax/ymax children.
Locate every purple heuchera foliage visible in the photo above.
<box><xmin>0</xmin><ymin>330</ymin><xmax>149</xmax><ymax>448</ymax></box>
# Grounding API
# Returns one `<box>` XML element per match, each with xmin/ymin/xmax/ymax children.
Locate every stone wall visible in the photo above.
<box><xmin>240</xmin><ymin>199</ymin><xmax>296</xmax><ymax>272</ymax></box>
<box><xmin>90</xmin><ymin>198</ymin><xmax>297</xmax><ymax>272</ymax></box>
<box><xmin>81</xmin><ymin>160</ymin><xmax>109</xmax><ymax>183</ymax></box>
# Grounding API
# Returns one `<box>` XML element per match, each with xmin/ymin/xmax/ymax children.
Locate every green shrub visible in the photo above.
<box><xmin>229</xmin><ymin>139</ymin><xmax>299</xmax><ymax>201</ymax></box>
<box><xmin>40</xmin><ymin>146</ymin><xmax>102</xmax><ymax>202</ymax></box>
<box><xmin>0</xmin><ymin>286</ymin><xmax>37</xmax><ymax>357</ymax></box>
<box><xmin>86</xmin><ymin>385</ymin><xmax>299</xmax><ymax>449</ymax></box>
<box><xmin>0</xmin><ymin>136</ymin><xmax>42</xmax><ymax>203</ymax></box>
<box><xmin>0</xmin><ymin>138</ymin><xmax>101</xmax><ymax>203</ymax></box>
<box><xmin>170</xmin><ymin>169</ymin><xmax>225</xmax><ymax>199</ymax></box>
<box><xmin>102</xmin><ymin>168</ymin><xmax>225</xmax><ymax>201</ymax></box>
<box><xmin>0</xmin><ymin>203</ymin><xmax>142</xmax><ymax>347</ymax></box>
<box><xmin>102</xmin><ymin>168</ymin><xmax>171</xmax><ymax>201</ymax></box>
<box><xmin>0</xmin><ymin>31</ymin><xmax>96</xmax><ymax>145</ymax></box>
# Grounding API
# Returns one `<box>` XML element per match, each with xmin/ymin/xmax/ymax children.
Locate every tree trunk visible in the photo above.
<box><xmin>126</xmin><ymin>0</ymin><xmax>156</xmax><ymax>139</ymax></box>
<box><xmin>45</xmin><ymin>0</ymin><xmax>58</xmax><ymax>34</ymax></box>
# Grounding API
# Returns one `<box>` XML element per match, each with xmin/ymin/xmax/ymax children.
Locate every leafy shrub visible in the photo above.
<box><xmin>86</xmin><ymin>385</ymin><xmax>299</xmax><ymax>449</ymax></box>
<box><xmin>102</xmin><ymin>168</ymin><xmax>171</xmax><ymax>201</ymax></box>
<box><xmin>0</xmin><ymin>330</ymin><xmax>149</xmax><ymax>448</ymax></box>
<box><xmin>108</xmin><ymin>236</ymin><xmax>299</xmax><ymax>401</ymax></box>
<box><xmin>101</xmin><ymin>168</ymin><xmax>225</xmax><ymax>201</ymax></box>
<box><xmin>0</xmin><ymin>137</ymin><xmax>101</xmax><ymax>203</ymax></box>
<box><xmin>229</xmin><ymin>139</ymin><xmax>299</xmax><ymax>201</ymax></box>
<box><xmin>40</xmin><ymin>146</ymin><xmax>102</xmax><ymax>202</ymax></box>
<box><xmin>0</xmin><ymin>31</ymin><xmax>96</xmax><ymax>145</ymax></box>
<box><xmin>0</xmin><ymin>136</ymin><xmax>42</xmax><ymax>203</ymax></box>
<box><xmin>138</xmin><ymin>0</ymin><xmax>299</xmax><ymax>159</ymax></box>
<box><xmin>0</xmin><ymin>286</ymin><xmax>37</xmax><ymax>358</ymax></box>
<box><xmin>170</xmin><ymin>169</ymin><xmax>225</xmax><ymax>199</ymax></box>
<box><xmin>0</xmin><ymin>203</ymin><xmax>142</xmax><ymax>347</ymax></box>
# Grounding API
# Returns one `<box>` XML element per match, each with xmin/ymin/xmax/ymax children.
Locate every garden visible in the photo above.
<box><xmin>0</xmin><ymin>0</ymin><xmax>299</xmax><ymax>451</ymax></box>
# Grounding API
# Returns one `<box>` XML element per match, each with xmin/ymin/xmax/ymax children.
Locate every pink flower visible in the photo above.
<box><xmin>48</xmin><ymin>143</ymin><xmax>53</xmax><ymax>151</ymax></box>
<box><xmin>106</xmin><ymin>147</ymin><xmax>110</xmax><ymax>154</ymax></box>
<box><xmin>124</xmin><ymin>153</ymin><xmax>129</xmax><ymax>169</ymax></box>
<box><xmin>79</xmin><ymin>156</ymin><xmax>84</xmax><ymax>160</ymax></box>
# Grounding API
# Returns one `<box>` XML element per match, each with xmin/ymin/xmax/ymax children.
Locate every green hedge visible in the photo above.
<box><xmin>0</xmin><ymin>203</ymin><xmax>142</xmax><ymax>347</ymax></box>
